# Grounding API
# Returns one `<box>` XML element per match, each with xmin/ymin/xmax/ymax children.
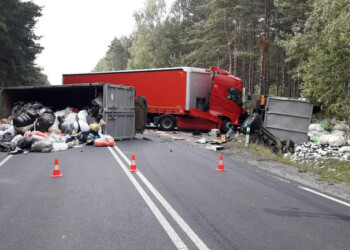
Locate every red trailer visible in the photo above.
<box><xmin>63</xmin><ymin>66</ymin><xmax>246</xmax><ymax>132</ymax></box>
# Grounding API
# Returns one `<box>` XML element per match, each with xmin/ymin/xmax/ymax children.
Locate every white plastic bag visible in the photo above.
<box><xmin>52</xmin><ymin>142</ymin><xmax>68</xmax><ymax>152</ymax></box>
<box><xmin>308</xmin><ymin>124</ymin><xmax>323</xmax><ymax>132</ymax></box>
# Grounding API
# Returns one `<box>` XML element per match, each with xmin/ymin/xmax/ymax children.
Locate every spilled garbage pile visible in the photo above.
<box><xmin>0</xmin><ymin>96</ymin><xmax>115</xmax><ymax>154</ymax></box>
<box><xmin>287</xmin><ymin>119</ymin><xmax>350</xmax><ymax>163</ymax></box>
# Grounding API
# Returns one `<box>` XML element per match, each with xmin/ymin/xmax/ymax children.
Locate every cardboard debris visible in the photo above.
<box><xmin>206</xmin><ymin>144</ymin><xmax>225</xmax><ymax>151</ymax></box>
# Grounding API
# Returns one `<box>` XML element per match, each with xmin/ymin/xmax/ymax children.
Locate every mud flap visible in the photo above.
<box><xmin>135</xmin><ymin>96</ymin><xmax>148</xmax><ymax>134</ymax></box>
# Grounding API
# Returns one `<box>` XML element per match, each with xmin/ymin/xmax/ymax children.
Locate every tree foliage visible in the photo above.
<box><xmin>93</xmin><ymin>36</ymin><xmax>131</xmax><ymax>72</ymax></box>
<box><xmin>281</xmin><ymin>0</ymin><xmax>350</xmax><ymax>120</ymax></box>
<box><xmin>94</xmin><ymin>0</ymin><xmax>350</xmax><ymax>119</ymax></box>
<box><xmin>0</xmin><ymin>0</ymin><xmax>47</xmax><ymax>86</ymax></box>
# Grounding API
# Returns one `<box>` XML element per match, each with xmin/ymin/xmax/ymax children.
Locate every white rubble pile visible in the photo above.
<box><xmin>287</xmin><ymin>142</ymin><xmax>350</xmax><ymax>163</ymax></box>
<box><xmin>288</xmin><ymin>119</ymin><xmax>350</xmax><ymax>163</ymax></box>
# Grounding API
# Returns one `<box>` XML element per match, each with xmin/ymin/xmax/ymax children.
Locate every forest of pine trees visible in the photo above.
<box><xmin>94</xmin><ymin>0</ymin><xmax>350</xmax><ymax>120</ymax></box>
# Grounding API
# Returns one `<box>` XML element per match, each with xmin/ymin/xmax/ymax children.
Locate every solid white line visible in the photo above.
<box><xmin>107</xmin><ymin>147</ymin><xmax>188</xmax><ymax>250</ymax></box>
<box><xmin>299</xmin><ymin>186</ymin><xmax>350</xmax><ymax>208</ymax></box>
<box><xmin>114</xmin><ymin>146</ymin><xmax>210</xmax><ymax>250</ymax></box>
<box><xmin>0</xmin><ymin>155</ymin><xmax>12</xmax><ymax>168</ymax></box>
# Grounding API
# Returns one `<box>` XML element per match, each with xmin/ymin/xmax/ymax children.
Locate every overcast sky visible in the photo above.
<box><xmin>31</xmin><ymin>0</ymin><xmax>174</xmax><ymax>85</ymax></box>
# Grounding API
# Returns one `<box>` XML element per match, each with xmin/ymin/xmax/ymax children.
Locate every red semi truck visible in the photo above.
<box><xmin>63</xmin><ymin>66</ymin><xmax>247</xmax><ymax>132</ymax></box>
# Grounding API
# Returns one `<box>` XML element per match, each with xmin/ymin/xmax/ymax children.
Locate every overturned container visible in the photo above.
<box><xmin>263</xmin><ymin>97</ymin><xmax>313</xmax><ymax>144</ymax></box>
<box><xmin>0</xmin><ymin>83</ymin><xmax>147</xmax><ymax>140</ymax></box>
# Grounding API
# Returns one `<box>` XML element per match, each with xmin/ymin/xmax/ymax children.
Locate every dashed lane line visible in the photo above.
<box><xmin>113</xmin><ymin>145</ymin><xmax>210</xmax><ymax>250</ymax></box>
<box><xmin>107</xmin><ymin>147</ymin><xmax>188</xmax><ymax>250</ymax></box>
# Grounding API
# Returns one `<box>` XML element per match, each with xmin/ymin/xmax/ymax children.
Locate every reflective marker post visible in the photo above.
<box><xmin>245</xmin><ymin>123</ymin><xmax>250</xmax><ymax>147</ymax></box>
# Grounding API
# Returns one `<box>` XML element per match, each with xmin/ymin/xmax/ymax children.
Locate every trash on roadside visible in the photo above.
<box><xmin>208</xmin><ymin>129</ymin><xmax>221</xmax><ymax>138</ymax></box>
<box><xmin>52</xmin><ymin>142</ymin><xmax>69</xmax><ymax>152</ymax></box>
<box><xmin>197</xmin><ymin>138</ymin><xmax>207</xmax><ymax>144</ymax></box>
<box><xmin>0</xmin><ymin>97</ymin><xmax>117</xmax><ymax>154</ymax></box>
<box><xmin>206</xmin><ymin>144</ymin><xmax>224</xmax><ymax>151</ymax></box>
<box><xmin>94</xmin><ymin>135</ymin><xmax>115</xmax><ymax>147</ymax></box>
<box><xmin>31</xmin><ymin>140</ymin><xmax>53</xmax><ymax>153</ymax></box>
<box><xmin>212</xmin><ymin>135</ymin><xmax>226</xmax><ymax>144</ymax></box>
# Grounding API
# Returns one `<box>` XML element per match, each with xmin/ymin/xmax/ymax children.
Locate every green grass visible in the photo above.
<box><xmin>230</xmin><ymin>135</ymin><xmax>350</xmax><ymax>185</ymax></box>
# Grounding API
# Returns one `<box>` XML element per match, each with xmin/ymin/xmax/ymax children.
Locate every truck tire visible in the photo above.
<box><xmin>159</xmin><ymin>115</ymin><xmax>176</xmax><ymax>131</ymax></box>
<box><xmin>221</xmin><ymin>119</ymin><xmax>234</xmax><ymax>133</ymax></box>
<box><xmin>241</xmin><ymin>113</ymin><xmax>262</xmax><ymax>134</ymax></box>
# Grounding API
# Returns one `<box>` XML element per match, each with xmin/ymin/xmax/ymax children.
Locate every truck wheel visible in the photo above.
<box><xmin>241</xmin><ymin>113</ymin><xmax>262</xmax><ymax>134</ymax></box>
<box><xmin>159</xmin><ymin>115</ymin><xmax>176</xmax><ymax>131</ymax></box>
<box><xmin>221</xmin><ymin>119</ymin><xmax>234</xmax><ymax>133</ymax></box>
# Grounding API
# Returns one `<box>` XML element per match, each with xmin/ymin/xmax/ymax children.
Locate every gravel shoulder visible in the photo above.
<box><xmin>140</xmin><ymin>129</ymin><xmax>350</xmax><ymax>202</ymax></box>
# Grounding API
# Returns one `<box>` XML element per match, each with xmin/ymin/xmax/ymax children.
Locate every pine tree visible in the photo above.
<box><xmin>0</xmin><ymin>0</ymin><xmax>46</xmax><ymax>86</ymax></box>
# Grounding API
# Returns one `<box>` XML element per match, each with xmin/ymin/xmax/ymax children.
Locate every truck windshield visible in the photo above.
<box><xmin>226</xmin><ymin>87</ymin><xmax>242</xmax><ymax>106</ymax></box>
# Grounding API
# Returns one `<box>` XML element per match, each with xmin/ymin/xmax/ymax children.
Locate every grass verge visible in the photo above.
<box><xmin>230</xmin><ymin>135</ymin><xmax>350</xmax><ymax>185</ymax></box>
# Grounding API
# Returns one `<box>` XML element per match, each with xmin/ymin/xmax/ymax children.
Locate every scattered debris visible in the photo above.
<box><xmin>197</xmin><ymin>138</ymin><xmax>207</xmax><ymax>144</ymax></box>
<box><xmin>208</xmin><ymin>129</ymin><xmax>221</xmax><ymax>138</ymax></box>
<box><xmin>206</xmin><ymin>144</ymin><xmax>224</xmax><ymax>151</ymax></box>
<box><xmin>287</xmin><ymin>142</ymin><xmax>350</xmax><ymax>163</ymax></box>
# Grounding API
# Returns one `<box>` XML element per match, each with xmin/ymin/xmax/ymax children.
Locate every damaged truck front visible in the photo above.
<box><xmin>0</xmin><ymin>83</ymin><xmax>147</xmax><ymax>148</ymax></box>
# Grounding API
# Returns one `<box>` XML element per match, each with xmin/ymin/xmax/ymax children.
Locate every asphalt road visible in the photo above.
<box><xmin>0</xmin><ymin>135</ymin><xmax>350</xmax><ymax>250</ymax></box>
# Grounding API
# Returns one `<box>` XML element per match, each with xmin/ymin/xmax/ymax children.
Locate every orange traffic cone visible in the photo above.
<box><xmin>51</xmin><ymin>158</ymin><xmax>63</xmax><ymax>177</ymax></box>
<box><xmin>129</xmin><ymin>154</ymin><xmax>137</xmax><ymax>172</ymax></box>
<box><xmin>216</xmin><ymin>154</ymin><xmax>227</xmax><ymax>171</ymax></box>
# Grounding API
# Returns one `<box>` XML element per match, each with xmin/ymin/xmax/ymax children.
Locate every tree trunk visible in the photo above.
<box><xmin>276</xmin><ymin>47</ymin><xmax>280</xmax><ymax>96</ymax></box>
<box><xmin>224</xmin><ymin>12</ymin><xmax>233</xmax><ymax>74</ymax></box>
<box><xmin>251</xmin><ymin>25</ymin><xmax>256</xmax><ymax>94</ymax></box>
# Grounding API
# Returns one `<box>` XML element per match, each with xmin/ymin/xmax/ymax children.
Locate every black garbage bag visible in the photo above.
<box><xmin>13</xmin><ymin>113</ymin><xmax>35</xmax><ymax>127</ymax></box>
<box><xmin>88</xmin><ymin>105</ymin><xmax>100</xmax><ymax>118</ymax></box>
<box><xmin>17</xmin><ymin>137</ymin><xmax>36</xmax><ymax>150</ymax></box>
<box><xmin>44</xmin><ymin>108</ymin><xmax>54</xmax><ymax>114</ymax></box>
<box><xmin>0</xmin><ymin>142</ymin><xmax>11</xmax><ymax>152</ymax></box>
<box><xmin>26</xmin><ymin>109</ymin><xmax>39</xmax><ymax>119</ymax></box>
<box><xmin>35</xmin><ymin>112</ymin><xmax>56</xmax><ymax>132</ymax></box>
<box><xmin>1</xmin><ymin>132</ymin><xmax>13</xmax><ymax>142</ymax></box>
<box><xmin>31</xmin><ymin>103</ymin><xmax>44</xmax><ymax>110</ymax></box>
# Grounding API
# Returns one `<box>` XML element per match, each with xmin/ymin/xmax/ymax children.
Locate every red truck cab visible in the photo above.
<box><xmin>208</xmin><ymin>66</ymin><xmax>245</xmax><ymax>132</ymax></box>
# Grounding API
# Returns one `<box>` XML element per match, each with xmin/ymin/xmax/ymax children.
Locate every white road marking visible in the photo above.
<box><xmin>113</xmin><ymin>146</ymin><xmax>210</xmax><ymax>250</ymax></box>
<box><xmin>0</xmin><ymin>155</ymin><xmax>12</xmax><ymax>168</ymax></box>
<box><xmin>299</xmin><ymin>186</ymin><xmax>350</xmax><ymax>208</ymax></box>
<box><xmin>107</xmin><ymin>147</ymin><xmax>188</xmax><ymax>250</ymax></box>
